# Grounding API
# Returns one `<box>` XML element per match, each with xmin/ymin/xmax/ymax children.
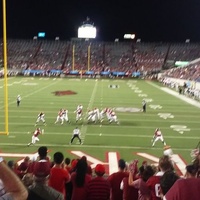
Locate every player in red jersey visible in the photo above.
<box><xmin>152</xmin><ymin>128</ymin><xmax>166</xmax><ymax>147</ymax></box>
<box><xmin>27</xmin><ymin>128</ymin><xmax>43</xmax><ymax>146</ymax></box>
<box><xmin>55</xmin><ymin>109</ymin><xmax>64</xmax><ymax>125</ymax></box>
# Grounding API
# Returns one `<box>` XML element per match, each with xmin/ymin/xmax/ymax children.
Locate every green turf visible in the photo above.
<box><xmin>0</xmin><ymin>77</ymin><xmax>199</xmax><ymax>167</ymax></box>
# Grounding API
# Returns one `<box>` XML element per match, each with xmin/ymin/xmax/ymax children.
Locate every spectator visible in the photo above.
<box><xmin>18</xmin><ymin>156</ymin><xmax>30</xmax><ymax>173</ymax></box>
<box><xmin>86</xmin><ymin>164</ymin><xmax>110</xmax><ymax>200</ymax></box>
<box><xmin>28</xmin><ymin>159</ymin><xmax>64</xmax><ymax>200</ymax></box>
<box><xmin>0</xmin><ymin>156</ymin><xmax>28</xmax><ymax>200</ymax></box>
<box><xmin>64</xmin><ymin>157</ymin><xmax>71</xmax><ymax>172</ymax></box>
<box><xmin>65</xmin><ymin>158</ymin><xmax>78</xmax><ymax>200</ymax></box>
<box><xmin>185</xmin><ymin>164</ymin><xmax>198</xmax><ymax>178</ymax></box>
<box><xmin>107</xmin><ymin>159</ymin><xmax>129</xmax><ymax>200</ymax></box>
<box><xmin>128</xmin><ymin>162</ymin><xmax>155</xmax><ymax>200</ymax></box>
<box><xmin>81</xmin><ymin>156</ymin><xmax>92</xmax><ymax>176</ymax></box>
<box><xmin>164</xmin><ymin>178</ymin><xmax>200</xmax><ymax>200</ymax></box>
<box><xmin>49</xmin><ymin>152</ymin><xmax>71</xmax><ymax>198</ymax></box>
<box><xmin>70</xmin><ymin>159</ymin><xmax>92</xmax><ymax>200</ymax></box>
<box><xmin>146</xmin><ymin>155</ymin><xmax>173</xmax><ymax>200</ymax></box>
<box><xmin>160</xmin><ymin>170</ymin><xmax>179</xmax><ymax>197</ymax></box>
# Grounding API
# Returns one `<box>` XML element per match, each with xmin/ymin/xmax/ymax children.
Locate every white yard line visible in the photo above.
<box><xmin>0</xmin><ymin>142</ymin><xmax>193</xmax><ymax>152</ymax></box>
<box><xmin>0</xmin><ymin>79</ymin><xmax>62</xmax><ymax>109</ymax></box>
<box><xmin>80</xmin><ymin>80</ymin><xmax>99</xmax><ymax>144</ymax></box>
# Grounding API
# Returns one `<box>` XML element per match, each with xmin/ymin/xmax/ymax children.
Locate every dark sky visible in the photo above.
<box><xmin>1</xmin><ymin>0</ymin><xmax>200</xmax><ymax>42</ymax></box>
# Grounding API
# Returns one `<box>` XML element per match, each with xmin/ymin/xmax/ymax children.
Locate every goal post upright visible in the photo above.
<box><xmin>2</xmin><ymin>0</ymin><xmax>9</xmax><ymax>135</ymax></box>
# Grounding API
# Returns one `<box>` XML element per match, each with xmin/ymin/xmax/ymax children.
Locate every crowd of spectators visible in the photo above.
<box><xmin>2</xmin><ymin>39</ymin><xmax>200</xmax><ymax>79</ymax></box>
<box><xmin>0</xmin><ymin>145</ymin><xmax>200</xmax><ymax>200</ymax></box>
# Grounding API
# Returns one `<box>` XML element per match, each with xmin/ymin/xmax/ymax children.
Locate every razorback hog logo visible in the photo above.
<box><xmin>53</xmin><ymin>90</ymin><xmax>77</xmax><ymax>96</ymax></box>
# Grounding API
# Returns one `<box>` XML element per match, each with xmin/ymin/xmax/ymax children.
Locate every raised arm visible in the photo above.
<box><xmin>0</xmin><ymin>157</ymin><xmax>28</xmax><ymax>200</ymax></box>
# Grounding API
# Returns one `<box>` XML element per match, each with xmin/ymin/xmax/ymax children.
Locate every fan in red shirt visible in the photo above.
<box><xmin>49</xmin><ymin>152</ymin><xmax>71</xmax><ymax>199</ymax></box>
<box><xmin>107</xmin><ymin>159</ymin><xmax>129</xmax><ymax>200</ymax></box>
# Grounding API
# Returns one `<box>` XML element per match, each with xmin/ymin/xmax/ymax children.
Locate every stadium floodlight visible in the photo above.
<box><xmin>124</xmin><ymin>34</ymin><xmax>135</xmax><ymax>40</ymax></box>
<box><xmin>78</xmin><ymin>24</ymin><xmax>96</xmax><ymax>39</ymax></box>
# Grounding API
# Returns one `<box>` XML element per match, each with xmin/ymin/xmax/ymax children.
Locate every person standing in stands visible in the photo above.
<box><xmin>107</xmin><ymin>159</ymin><xmax>129</xmax><ymax>200</ymax></box>
<box><xmin>146</xmin><ymin>155</ymin><xmax>174</xmax><ymax>200</ymax></box>
<box><xmin>70</xmin><ymin>159</ymin><xmax>92</xmax><ymax>200</ymax></box>
<box><xmin>17</xmin><ymin>94</ymin><xmax>21</xmax><ymax>107</ymax></box>
<box><xmin>86</xmin><ymin>164</ymin><xmax>110</xmax><ymax>200</ymax></box>
<box><xmin>49</xmin><ymin>152</ymin><xmax>71</xmax><ymax>199</ymax></box>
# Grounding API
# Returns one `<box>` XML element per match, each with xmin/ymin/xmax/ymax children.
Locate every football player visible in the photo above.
<box><xmin>74</xmin><ymin>105</ymin><xmax>83</xmax><ymax>123</ymax></box>
<box><xmin>152</xmin><ymin>128</ymin><xmax>166</xmax><ymax>147</ymax></box>
<box><xmin>54</xmin><ymin>109</ymin><xmax>64</xmax><ymax>125</ymax></box>
<box><xmin>35</xmin><ymin>112</ymin><xmax>46</xmax><ymax>126</ymax></box>
<box><xmin>63</xmin><ymin>109</ymin><xmax>70</xmax><ymax>124</ymax></box>
<box><xmin>27</xmin><ymin>128</ymin><xmax>43</xmax><ymax>146</ymax></box>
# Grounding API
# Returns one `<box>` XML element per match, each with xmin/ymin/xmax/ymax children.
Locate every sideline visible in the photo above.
<box><xmin>147</xmin><ymin>81</ymin><xmax>200</xmax><ymax>108</ymax></box>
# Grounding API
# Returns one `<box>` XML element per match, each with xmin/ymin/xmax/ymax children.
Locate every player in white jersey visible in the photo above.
<box><xmin>109</xmin><ymin>111</ymin><xmax>119</xmax><ymax>124</ymax></box>
<box><xmin>93</xmin><ymin>107</ymin><xmax>100</xmax><ymax>122</ymax></box>
<box><xmin>74</xmin><ymin>105</ymin><xmax>83</xmax><ymax>123</ymax></box>
<box><xmin>87</xmin><ymin>110</ymin><xmax>96</xmax><ymax>123</ymax></box>
<box><xmin>62</xmin><ymin>109</ymin><xmax>70</xmax><ymax>124</ymax></box>
<box><xmin>54</xmin><ymin>109</ymin><xmax>64</xmax><ymax>125</ymax></box>
<box><xmin>35</xmin><ymin>112</ymin><xmax>46</xmax><ymax>126</ymax></box>
<box><xmin>100</xmin><ymin>108</ymin><xmax>113</xmax><ymax>122</ymax></box>
<box><xmin>152</xmin><ymin>128</ymin><xmax>166</xmax><ymax>147</ymax></box>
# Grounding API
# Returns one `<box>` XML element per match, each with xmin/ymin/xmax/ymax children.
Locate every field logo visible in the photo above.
<box><xmin>158</xmin><ymin>113</ymin><xmax>174</xmax><ymax>119</ymax></box>
<box><xmin>170</xmin><ymin>125</ymin><xmax>190</xmax><ymax>134</ymax></box>
<box><xmin>149</xmin><ymin>105</ymin><xmax>162</xmax><ymax>109</ymax></box>
<box><xmin>52</xmin><ymin>90</ymin><xmax>77</xmax><ymax>96</ymax></box>
<box><xmin>115</xmin><ymin>107</ymin><xmax>141</xmax><ymax>112</ymax></box>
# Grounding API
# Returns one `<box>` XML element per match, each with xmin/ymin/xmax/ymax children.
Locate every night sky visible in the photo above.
<box><xmin>0</xmin><ymin>0</ymin><xmax>200</xmax><ymax>42</ymax></box>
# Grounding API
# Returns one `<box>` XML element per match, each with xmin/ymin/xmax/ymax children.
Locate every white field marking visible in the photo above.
<box><xmin>149</xmin><ymin>105</ymin><xmax>162</xmax><ymax>109</ymax></box>
<box><xmin>144</xmin><ymin>98</ymin><xmax>153</xmax><ymax>103</ymax></box>
<box><xmin>108</xmin><ymin>152</ymin><xmax>119</xmax><ymax>174</ymax></box>
<box><xmin>0</xmin><ymin>79</ymin><xmax>63</xmax><ymax>109</ymax></box>
<box><xmin>137</xmin><ymin>153</ymin><xmax>159</xmax><ymax>163</ymax></box>
<box><xmin>171</xmin><ymin>154</ymin><xmax>187</xmax><ymax>175</ymax></box>
<box><xmin>0</xmin><ymin>142</ymin><xmax>194</xmax><ymax>152</ymax></box>
<box><xmin>9</xmin><ymin>132</ymin><xmax>200</xmax><ymax>140</ymax></box>
<box><xmin>147</xmin><ymin>81</ymin><xmax>200</xmax><ymax>108</ymax></box>
<box><xmin>170</xmin><ymin>125</ymin><xmax>191</xmax><ymax>134</ymax></box>
<box><xmin>138</xmin><ymin>94</ymin><xmax>148</xmax><ymax>97</ymax></box>
<box><xmin>71</xmin><ymin>151</ymin><xmax>104</xmax><ymax>169</ymax></box>
<box><xmin>135</xmin><ymin>90</ymin><xmax>142</xmax><ymax>93</ymax></box>
<box><xmin>158</xmin><ymin>113</ymin><xmax>174</xmax><ymax>119</ymax></box>
<box><xmin>80</xmin><ymin>80</ymin><xmax>99</xmax><ymax>144</ymax></box>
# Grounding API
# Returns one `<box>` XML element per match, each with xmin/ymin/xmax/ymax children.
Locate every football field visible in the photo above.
<box><xmin>0</xmin><ymin>77</ymin><xmax>200</xmax><ymax>175</ymax></box>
